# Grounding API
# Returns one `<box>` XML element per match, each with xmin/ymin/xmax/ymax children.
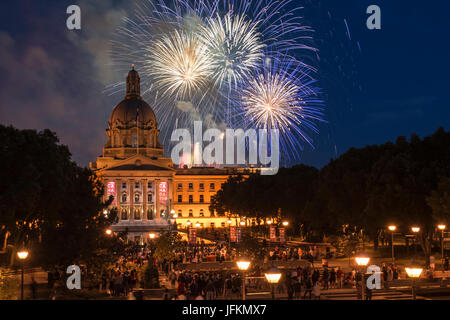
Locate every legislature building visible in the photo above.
<box><xmin>90</xmin><ymin>68</ymin><xmax>253</xmax><ymax>242</ymax></box>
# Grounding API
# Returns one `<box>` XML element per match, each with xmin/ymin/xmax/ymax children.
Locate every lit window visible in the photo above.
<box><xmin>189</xmin><ymin>209</ymin><xmax>193</xmax><ymax>217</ymax></box>
<box><xmin>134</xmin><ymin>209</ymin><xmax>141</xmax><ymax>220</ymax></box>
<box><xmin>210</xmin><ymin>223</ymin><xmax>215</xmax><ymax>228</ymax></box>
<box><xmin>121</xmin><ymin>194</ymin><xmax>127</xmax><ymax>203</ymax></box>
<box><xmin>221</xmin><ymin>222</ymin><xmax>225</xmax><ymax>227</ymax></box>
<box><xmin>177</xmin><ymin>183</ymin><xmax>182</xmax><ymax>190</ymax></box>
<box><xmin>200</xmin><ymin>209</ymin><xmax>204</xmax><ymax>217</ymax></box>
<box><xmin>135</xmin><ymin>193</ymin><xmax>140</xmax><ymax>203</ymax></box>
<box><xmin>121</xmin><ymin>209</ymin><xmax>128</xmax><ymax>220</ymax></box>
<box><xmin>178</xmin><ymin>209</ymin><xmax>182</xmax><ymax>217</ymax></box>
<box><xmin>147</xmin><ymin>193</ymin><xmax>152</xmax><ymax>203</ymax></box>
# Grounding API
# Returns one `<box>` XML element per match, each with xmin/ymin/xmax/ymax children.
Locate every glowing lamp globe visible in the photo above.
<box><xmin>267</xmin><ymin>220</ymin><xmax>272</xmax><ymax>225</ymax></box>
<box><xmin>388</xmin><ymin>225</ymin><xmax>396</xmax><ymax>231</ymax></box>
<box><xmin>265</xmin><ymin>267</ymin><xmax>282</xmax><ymax>284</ymax></box>
<box><xmin>411</xmin><ymin>227</ymin><xmax>420</xmax><ymax>233</ymax></box>
<box><xmin>236</xmin><ymin>258</ymin><xmax>251</xmax><ymax>271</ymax></box>
<box><xmin>355</xmin><ymin>253</ymin><xmax>370</xmax><ymax>266</ymax></box>
<box><xmin>282</xmin><ymin>221</ymin><xmax>289</xmax><ymax>227</ymax></box>
<box><xmin>105</xmin><ymin>229</ymin><xmax>112</xmax><ymax>235</ymax></box>
<box><xmin>227</xmin><ymin>219</ymin><xmax>232</xmax><ymax>225</ymax></box>
<box><xmin>438</xmin><ymin>224</ymin><xmax>446</xmax><ymax>231</ymax></box>
<box><xmin>405</xmin><ymin>267</ymin><xmax>423</xmax><ymax>279</ymax></box>
<box><xmin>17</xmin><ymin>250</ymin><xmax>29</xmax><ymax>260</ymax></box>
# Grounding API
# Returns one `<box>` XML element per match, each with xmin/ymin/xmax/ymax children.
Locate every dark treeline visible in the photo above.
<box><xmin>0</xmin><ymin>125</ymin><xmax>123</xmax><ymax>271</ymax></box>
<box><xmin>210</xmin><ymin>128</ymin><xmax>450</xmax><ymax>261</ymax></box>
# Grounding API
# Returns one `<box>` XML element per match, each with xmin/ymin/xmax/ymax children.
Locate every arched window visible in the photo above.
<box><xmin>132</xmin><ymin>134</ymin><xmax>138</xmax><ymax>147</ymax></box>
<box><xmin>147</xmin><ymin>193</ymin><xmax>152</xmax><ymax>203</ymax></box>
<box><xmin>121</xmin><ymin>193</ymin><xmax>127</xmax><ymax>203</ymax></box>
<box><xmin>147</xmin><ymin>208</ymin><xmax>153</xmax><ymax>220</ymax></box>
<box><xmin>178</xmin><ymin>209</ymin><xmax>182</xmax><ymax>217</ymax></box>
<box><xmin>189</xmin><ymin>209</ymin><xmax>193</xmax><ymax>217</ymax></box>
<box><xmin>134</xmin><ymin>208</ymin><xmax>141</xmax><ymax>220</ymax></box>
<box><xmin>199</xmin><ymin>209</ymin><xmax>204</xmax><ymax>217</ymax></box>
<box><xmin>121</xmin><ymin>208</ymin><xmax>128</xmax><ymax>220</ymax></box>
<box><xmin>135</xmin><ymin>193</ymin><xmax>140</xmax><ymax>203</ymax></box>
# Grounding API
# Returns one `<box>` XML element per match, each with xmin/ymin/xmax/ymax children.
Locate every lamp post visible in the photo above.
<box><xmin>265</xmin><ymin>267</ymin><xmax>282</xmax><ymax>300</ymax></box>
<box><xmin>438</xmin><ymin>224</ymin><xmax>446</xmax><ymax>269</ymax></box>
<box><xmin>411</xmin><ymin>227</ymin><xmax>420</xmax><ymax>259</ymax></box>
<box><xmin>227</xmin><ymin>219</ymin><xmax>232</xmax><ymax>246</ymax></box>
<box><xmin>355</xmin><ymin>252</ymin><xmax>370</xmax><ymax>300</ymax></box>
<box><xmin>236</xmin><ymin>258</ymin><xmax>251</xmax><ymax>300</ymax></box>
<box><xmin>405</xmin><ymin>263</ymin><xmax>423</xmax><ymax>300</ymax></box>
<box><xmin>17</xmin><ymin>250</ymin><xmax>29</xmax><ymax>300</ymax></box>
<box><xmin>388</xmin><ymin>225</ymin><xmax>397</xmax><ymax>263</ymax></box>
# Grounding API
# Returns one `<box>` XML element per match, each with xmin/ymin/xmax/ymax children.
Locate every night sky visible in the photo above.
<box><xmin>0</xmin><ymin>0</ymin><xmax>448</xmax><ymax>168</ymax></box>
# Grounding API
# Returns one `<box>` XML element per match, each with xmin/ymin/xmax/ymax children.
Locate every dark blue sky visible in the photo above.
<box><xmin>0</xmin><ymin>0</ymin><xmax>448</xmax><ymax>168</ymax></box>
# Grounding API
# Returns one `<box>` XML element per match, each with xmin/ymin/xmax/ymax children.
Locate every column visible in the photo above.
<box><xmin>129</xmin><ymin>179</ymin><xmax>134</xmax><ymax>221</ymax></box>
<box><xmin>155</xmin><ymin>179</ymin><xmax>160</xmax><ymax>219</ymax></box>
<box><xmin>143</xmin><ymin>179</ymin><xmax>148</xmax><ymax>221</ymax></box>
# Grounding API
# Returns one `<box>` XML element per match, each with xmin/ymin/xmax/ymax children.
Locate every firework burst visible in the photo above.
<box><xmin>199</xmin><ymin>12</ymin><xmax>265</xmax><ymax>88</ymax></box>
<box><xmin>145</xmin><ymin>29</ymin><xmax>213</xmax><ymax>100</ymax></box>
<box><xmin>107</xmin><ymin>0</ymin><xmax>323</xmax><ymax>158</ymax></box>
<box><xmin>240</xmin><ymin>55</ymin><xmax>324</xmax><ymax>157</ymax></box>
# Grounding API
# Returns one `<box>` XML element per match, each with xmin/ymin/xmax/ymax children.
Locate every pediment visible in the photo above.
<box><xmin>103</xmin><ymin>154</ymin><xmax>174</xmax><ymax>172</ymax></box>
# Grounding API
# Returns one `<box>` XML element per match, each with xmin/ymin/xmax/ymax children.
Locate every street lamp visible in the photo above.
<box><xmin>236</xmin><ymin>258</ymin><xmax>251</xmax><ymax>300</ymax></box>
<box><xmin>438</xmin><ymin>224</ymin><xmax>446</xmax><ymax>271</ymax></box>
<box><xmin>105</xmin><ymin>229</ymin><xmax>112</xmax><ymax>236</ymax></box>
<box><xmin>411</xmin><ymin>227</ymin><xmax>420</xmax><ymax>258</ymax></box>
<box><xmin>265</xmin><ymin>267</ymin><xmax>282</xmax><ymax>300</ymax></box>
<box><xmin>355</xmin><ymin>252</ymin><xmax>370</xmax><ymax>300</ymax></box>
<box><xmin>240</xmin><ymin>221</ymin><xmax>246</xmax><ymax>226</ymax></box>
<box><xmin>186</xmin><ymin>220</ymin><xmax>191</xmax><ymax>227</ymax></box>
<box><xmin>388</xmin><ymin>225</ymin><xmax>397</xmax><ymax>263</ymax></box>
<box><xmin>282</xmin><ymin>221</ymin><xmax>289</xmax><ymax>227</ymax></box>
<box><xmin>17</xmin><ymin>249</ymin><xmax>29</xmax><ymax>300</ymax></box>
<box><xmin>195</xmin><ymin>221</ymin><xmax>201</xmax><ymax>228</ymax></box>
<box><xmin>405</xmin><ymin>263</ymin><xmax>423</xmax><ymax>300</ymax></box>
<box><xmin>149</xmin><ymin>233</ymin><xmax>156</xmax><ymax>239</ymax></box>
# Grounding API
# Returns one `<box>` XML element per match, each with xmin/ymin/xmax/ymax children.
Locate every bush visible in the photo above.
<box><xmin>142</xmin><ymin>263</ymin><xmax>160</xmax><ymax>289</ymax></box>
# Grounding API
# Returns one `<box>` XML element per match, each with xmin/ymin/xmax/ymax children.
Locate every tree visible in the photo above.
<box><xmin>0</xmin><ymin>125</ymin><xmax>121</xmax><ymax>272</ymax></box>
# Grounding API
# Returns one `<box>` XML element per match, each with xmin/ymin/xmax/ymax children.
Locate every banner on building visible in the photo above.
<box><xmin>230</xmin><ymin>226</ymin><xmax>237</xmax><ymax>242</ymax></box>
<box><xmin>279</xmin><ymin>228</ymin><xmax>286</xmax><ymax>244</ymax></box>
<box><xmin>107</xmin><ymin>181</ymin><xmax>116</xmax><ymax>205</ymax></box>
<box><xmin>159</xmin><ymin>181</ymin><xmax>168</xmax><ymax>205</ymax></box>
<box><xmin>189</xmin><ymin>227</ymin><xmax>197</xmax><ymax>245</ymax></box>
<box><xmin>270</xmin><ymin>226</ymin><xmax>277</xmax><ymax>242</ymax></box>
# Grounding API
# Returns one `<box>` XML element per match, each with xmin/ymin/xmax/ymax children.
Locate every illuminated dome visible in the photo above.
<box><xmin>109</xmin><ymin>67</ymin><xmax>156</xmax><ymax>129</ymax></box>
